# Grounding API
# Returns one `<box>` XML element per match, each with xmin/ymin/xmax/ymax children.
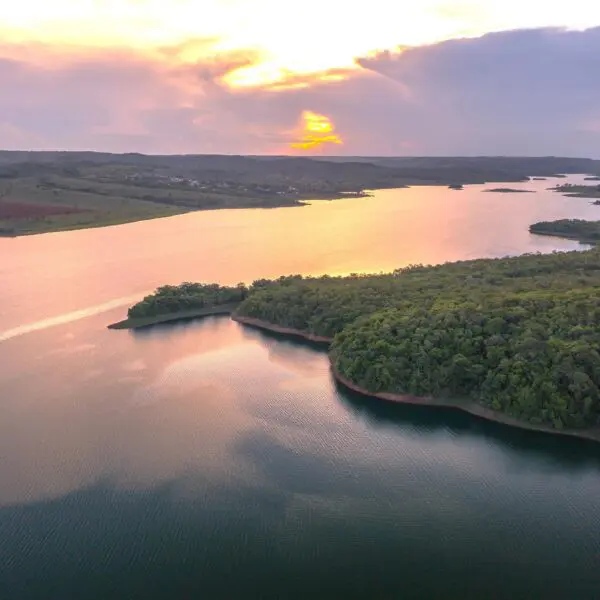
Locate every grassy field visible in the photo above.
<box><xmin>2</xmin><ymin>151</ymin><xmax>600</xmax><ymax>236</ymax></box>
<box><xmin>0</xmin><ymin>178</ymin><xmax>187</xmax><ymax>236</ymax></box>
<box><xmin>0</xmin><ymin>176</ymin><xmax>315</xmax><ymax>236</ymax></box>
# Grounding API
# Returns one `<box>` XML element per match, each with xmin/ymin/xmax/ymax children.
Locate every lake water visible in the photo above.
<box><xmin>1</xmin><ymin>176</ymin><xmax>600</xmax><ymax>599</ymax></box>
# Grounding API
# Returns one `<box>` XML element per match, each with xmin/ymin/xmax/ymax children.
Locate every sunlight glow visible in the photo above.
<box><xmin>291</xmin><ymin>111</ymin><xmax>343</xmax><ymax>151</ymax></box>
<box><xmin>1</xmin><ymin>1</ymin><xmax>600</xmax><ymax>88</ymax></box>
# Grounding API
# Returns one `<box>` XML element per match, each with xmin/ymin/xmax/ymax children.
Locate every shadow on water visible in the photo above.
<box><xmin>126</xmin><ymin>314</ymin><xmax>233</xmax><ymax>338</ymax></box>
<box><xmin>126</xmin><ymin>315</ymin><xmax>329</xmax><ymax>350</ymax></box>
<box><xmin>0</xmin><ymin>478</ymin><xmax>294</xmax><ymax>600</ymax></box>
<box><xmin>125</xmin><ymin>316</ymin><xmax>600</xmax><ymax>471</ymax></box>
<box><xmin>336</xmin><ymin>381</ymin><xmax>600</xmax><ymax>471</ymax></box>
<box><xmin>234</xmin><ymin>320</ymin><xmax>331</xmax><ymax>350</ymax></box>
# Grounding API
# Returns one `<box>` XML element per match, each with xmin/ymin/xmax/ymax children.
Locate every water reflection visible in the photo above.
<box><xmin>0</xmin><ymin>175</ymin><xmax>596</xmax><ymax>334</ymax></box>
<box><xmin>2</xmin><ymin>176</ymin><xmax>600</xmax><ymax>597</ymax></box>
<box><xmin>0</xmin><ymin>314</ymin><xmax>600</xmax><ymax>599</ymax></box>
<box><xmin>2</xmin><ymin>305</ymin><xmax>600</xmax><ymax>512</ymax></box>
<box><xmin>0</xmin><ymin>315</ymin><xmax>260</xmax><ymax>506</ymax></box>
<box><xmin>336</xmin><ymin>381</ymin><xmax>600</xmax><ymax>472</ymax></box>
<box><xmin>237</xmin><ymin>326</ymin><xmax>331</xmax><ymax>376</ymax></box>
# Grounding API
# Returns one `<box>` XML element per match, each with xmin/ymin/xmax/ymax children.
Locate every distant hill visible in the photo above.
<box><xmin>1</xmin><ymin>151</ymin><xmax>599</xmax><ymax>235</ymax></box>
<box><xmin>2</xmin><ymin>151</ymin><xmax>599</xmax><ymax>181</ymax></box>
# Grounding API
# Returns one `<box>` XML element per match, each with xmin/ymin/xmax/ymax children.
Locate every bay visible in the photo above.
<box><xmin>1</xmin><ymin>176</ymin><xmax>599</xmax><ymax>599</ymax></box>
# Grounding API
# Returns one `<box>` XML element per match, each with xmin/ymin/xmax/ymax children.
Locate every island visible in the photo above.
<box><xmin>448</xmin><ymin>184</ymin><xmax>464</xmax><ymax>190</ymax></box>
<box><xmin>552</xmin><ymin>183</ymin><xmax>600</xmax><ymax>199</ymax></box>
<box><xmin>529</xmin><ymin>219</ymin><xmax>600</xmax><ymax>243</ymax></box>
<box><xmin>3</xmin><ymin>152</ymin><xmax>600</xmax><ymax>235</ymax></box>
<box><xmin>532</xmin><ymin>177</ymin><xmax>547</xmax><ymax>181</ymax></box>
<box><xmin>483</xmin><ymin>188</ymin><xmax>535</xmax><ymax>193</ymax></box>
<box><xmin>114</xmin><ymin>239</ymin><xmax>600</xmax><ymax>441</ymax></box>
<box><xmin>584</xmin><ymin>176</ymin><xmax>600</xmax><ymax>181</ymax></box>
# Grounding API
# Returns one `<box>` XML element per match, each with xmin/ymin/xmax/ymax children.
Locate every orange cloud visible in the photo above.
<box><xmin>291</xmin><ymin>110</ymin><xmax>343</xmax><ymax>150</ymax></box>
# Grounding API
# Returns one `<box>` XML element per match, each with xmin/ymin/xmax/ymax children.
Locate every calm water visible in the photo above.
<box><xmin>1</xmin><ymin>177</ymin><xmax>600</xmax><ymax>599</ymax></box>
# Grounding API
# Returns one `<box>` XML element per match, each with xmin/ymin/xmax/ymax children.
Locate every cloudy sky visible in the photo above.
<box><xmin>1</xmin><ymin>1</ymin><xmax>599</xmax><ymax>155</ymax></box>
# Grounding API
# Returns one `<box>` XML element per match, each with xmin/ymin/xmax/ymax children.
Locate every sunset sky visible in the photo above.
<box><xmin>1</xmin><ymin>1</ymin><xmax>600</xmax><ymax>155</ymax></box>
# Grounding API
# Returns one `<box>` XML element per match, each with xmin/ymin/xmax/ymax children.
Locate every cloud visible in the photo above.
<box><xmin>0</xmin><ymin>27</ymin><xmax>599</xmax><ymax>156</ymax></box>
<box><xmin>356</xmin><ymin>27</ymin><xmax>600</xmax><ymax>155</ymax></box>
<box><xmin>0</xmin><ymin>43</ymin><xmax>268</xmax><ymax>153</ymax></box>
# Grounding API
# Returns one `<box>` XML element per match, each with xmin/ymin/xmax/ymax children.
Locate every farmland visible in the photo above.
<box><xmin>2</xmin><ymin>151</ymin><xmax>600</xmax><ymax>235</ymax></box>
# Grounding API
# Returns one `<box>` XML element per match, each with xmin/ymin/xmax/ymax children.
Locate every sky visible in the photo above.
<box><xmin>1</xmin><ymin>1</ymin><xmax>600</xmax><ymax>156</ymax></box>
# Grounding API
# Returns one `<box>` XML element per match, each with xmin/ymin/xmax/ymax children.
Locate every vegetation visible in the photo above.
<box><xmin>236</xmin><ymin>248</ymin><xmax>600</xmax><ymax>430</ymax></box>
<box><xmin>552</xmin><ymin>183</ymin><xmax>600</xmax><ymax>199</ymax></box>
<box><xmin>0</xmin><ymin>179</ymin><xmax>185</xmax><ymax>236</ymax></box>
<box><xmin>530</xmin><ymin>219</ymin><xmax>600</xmax><ymax>243</ymax></box>
<box><xmin>237</xmin><ymin>250</ymin><xmax>600</xmax><ymax>337</ymax></box>
<box><xmin>331</xmin><ymin>294</ymin><xmax>600</xmax><ymax>430</ymax></box>
<box><xmin>111</xmin><ymin>208</ymin><xmax>600</xmax><ymax>431</ymax></box>
<box><xmin>126</xmin><ymin>283</ymin><xmax>247</xmax><ymax>321</ymax></box>
<box><xmin>2</xmin><ymin>151</ymin><xmax>600</xmax><ymax>235</ymax></box>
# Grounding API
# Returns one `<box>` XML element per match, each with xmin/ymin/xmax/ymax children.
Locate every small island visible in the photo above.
<box><xmin>114</xmin><ymin>239</ymin><xmax>600</xmax><ymax>441</ymax></box>
<box><xmin>584</xmin><ymin>176</ymin><xmax>600</xmax><ymax>181</ymax></box>
<box><xmin>448</xmin><ymin>184</ymin><xmax>464</xmax><ymax>190</ymax></box>
<box><xmin>483</xmin><ymin>188</ymin><xmax>535</xmax><ymax>193</ymax></box>
<box><xmin>532</xmin><ymin>177</ymin><xmax>547</xmax><ymax>181</ymax></box>
<box><xmin>529</xmin><ymin>219</ymin><xmax>600</xmax><ymax>244</ymax></box>
<box><xmin>552</xmin><ymin>183</ymin><xmax>600</xmax><ymax>199</ymax></box>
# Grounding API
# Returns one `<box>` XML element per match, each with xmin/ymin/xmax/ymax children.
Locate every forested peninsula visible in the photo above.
<box><xmin>552</xmin><ymin>183</ymin><xmax>600</xmax><ymax>199</ymax></box>
<box><xmin>115</xmin><ymin>241</ymin><xmax>600</xmax><ymax>440</ymax></box>
<box><xmin>529</xmin><ymin>220</ymin><xmax>600</xmax><ymax>244</ymax></box>
<box><xmin>108</xmin><ymin>282</ymin><xmax>247</xmax><ymax>329</ymax></box>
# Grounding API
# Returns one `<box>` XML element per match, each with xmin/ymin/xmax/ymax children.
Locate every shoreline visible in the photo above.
<box><xmin>231</xmin><ymin>315</ymin><xmax>600</xmax><ymax>443</ymax></box>
<box><xmin>231</xmin><ymin>315</ymin><xmax>333</xmax><ymax>343</ymax></box>
<box><xmin>108</xmin><ymin>303</ymin><xmax>239</xmax><ymax>329</ymax></box>
<box><xmin>529</xmin><ymin>229</ymin><xmax>597</xmax><ymax>245</ymax></box>
<box><xmin>2</xmin><ymin>175</ymin><xmax>559</xmax><ymax>238</ymax></box>
<box><xmin>0</xmin><ymin>208</ymin><xmax>189</xmax><ymax>238</ymax></box>
<box><xmin>331</xmin><ymin>365</ymin><xmax>600</xmax><ymax>443</ymax></box>
<box><xmin>0</xmin><ymin>190</ymin><xmax>375</xmax><ymax>238</ymax></box>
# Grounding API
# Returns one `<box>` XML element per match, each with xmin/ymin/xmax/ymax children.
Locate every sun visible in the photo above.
<box><xmin>291</xmin><ymin>111</ymin><xmax>343</xmax><ymax>151</ymax></box>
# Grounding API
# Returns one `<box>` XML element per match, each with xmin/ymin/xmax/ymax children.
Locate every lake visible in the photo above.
<box><xmin>1</xmin><ymin>176</ymin><xmax>600</xmax><ymax>599</ymax></box>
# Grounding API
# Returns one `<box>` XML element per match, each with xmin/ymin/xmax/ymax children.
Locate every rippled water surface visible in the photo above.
<box><xmin>1</xmin><ymin>177</ymin><xmax>600</xmax><ymax>599</ymax></box>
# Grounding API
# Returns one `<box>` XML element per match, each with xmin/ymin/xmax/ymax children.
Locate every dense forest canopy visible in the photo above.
<box><xmin>237</xmin><ymin>249</ymin><xmax>600</xmax><ymax>338</ymax></box>
<box><xmin>530</xmin><ymin>219</ymin><xmax>600</xmax><ymax>242</ymax></box>
<box><xmin>331</xmin><ymin>292</ymin><xmax>600</xmax><ymax>429</ymax></box>
<box><xmin>121</xmin><ymin>219</ymin><xmax>600</xmax><ymax>432</ymax></box>
<box><xmin>127</xmin><ymin>282</ymin><xmax>246</xmax><ymax>319</ymax></box>
<box><xmin>236</xmin><ymin>247</ymin><xmax>600</xmax><ymax>430</ymax></box>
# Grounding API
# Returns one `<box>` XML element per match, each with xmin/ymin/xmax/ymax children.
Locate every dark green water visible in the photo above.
<box><xmin>1</xmin><ymin>314</ymin><xmax>600</xmax><ymax>599</ymax></box>
<box><xmin>1</xmin><ymin>180</ymin><xmax>600</xmax><ymax>599</ymax></box>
